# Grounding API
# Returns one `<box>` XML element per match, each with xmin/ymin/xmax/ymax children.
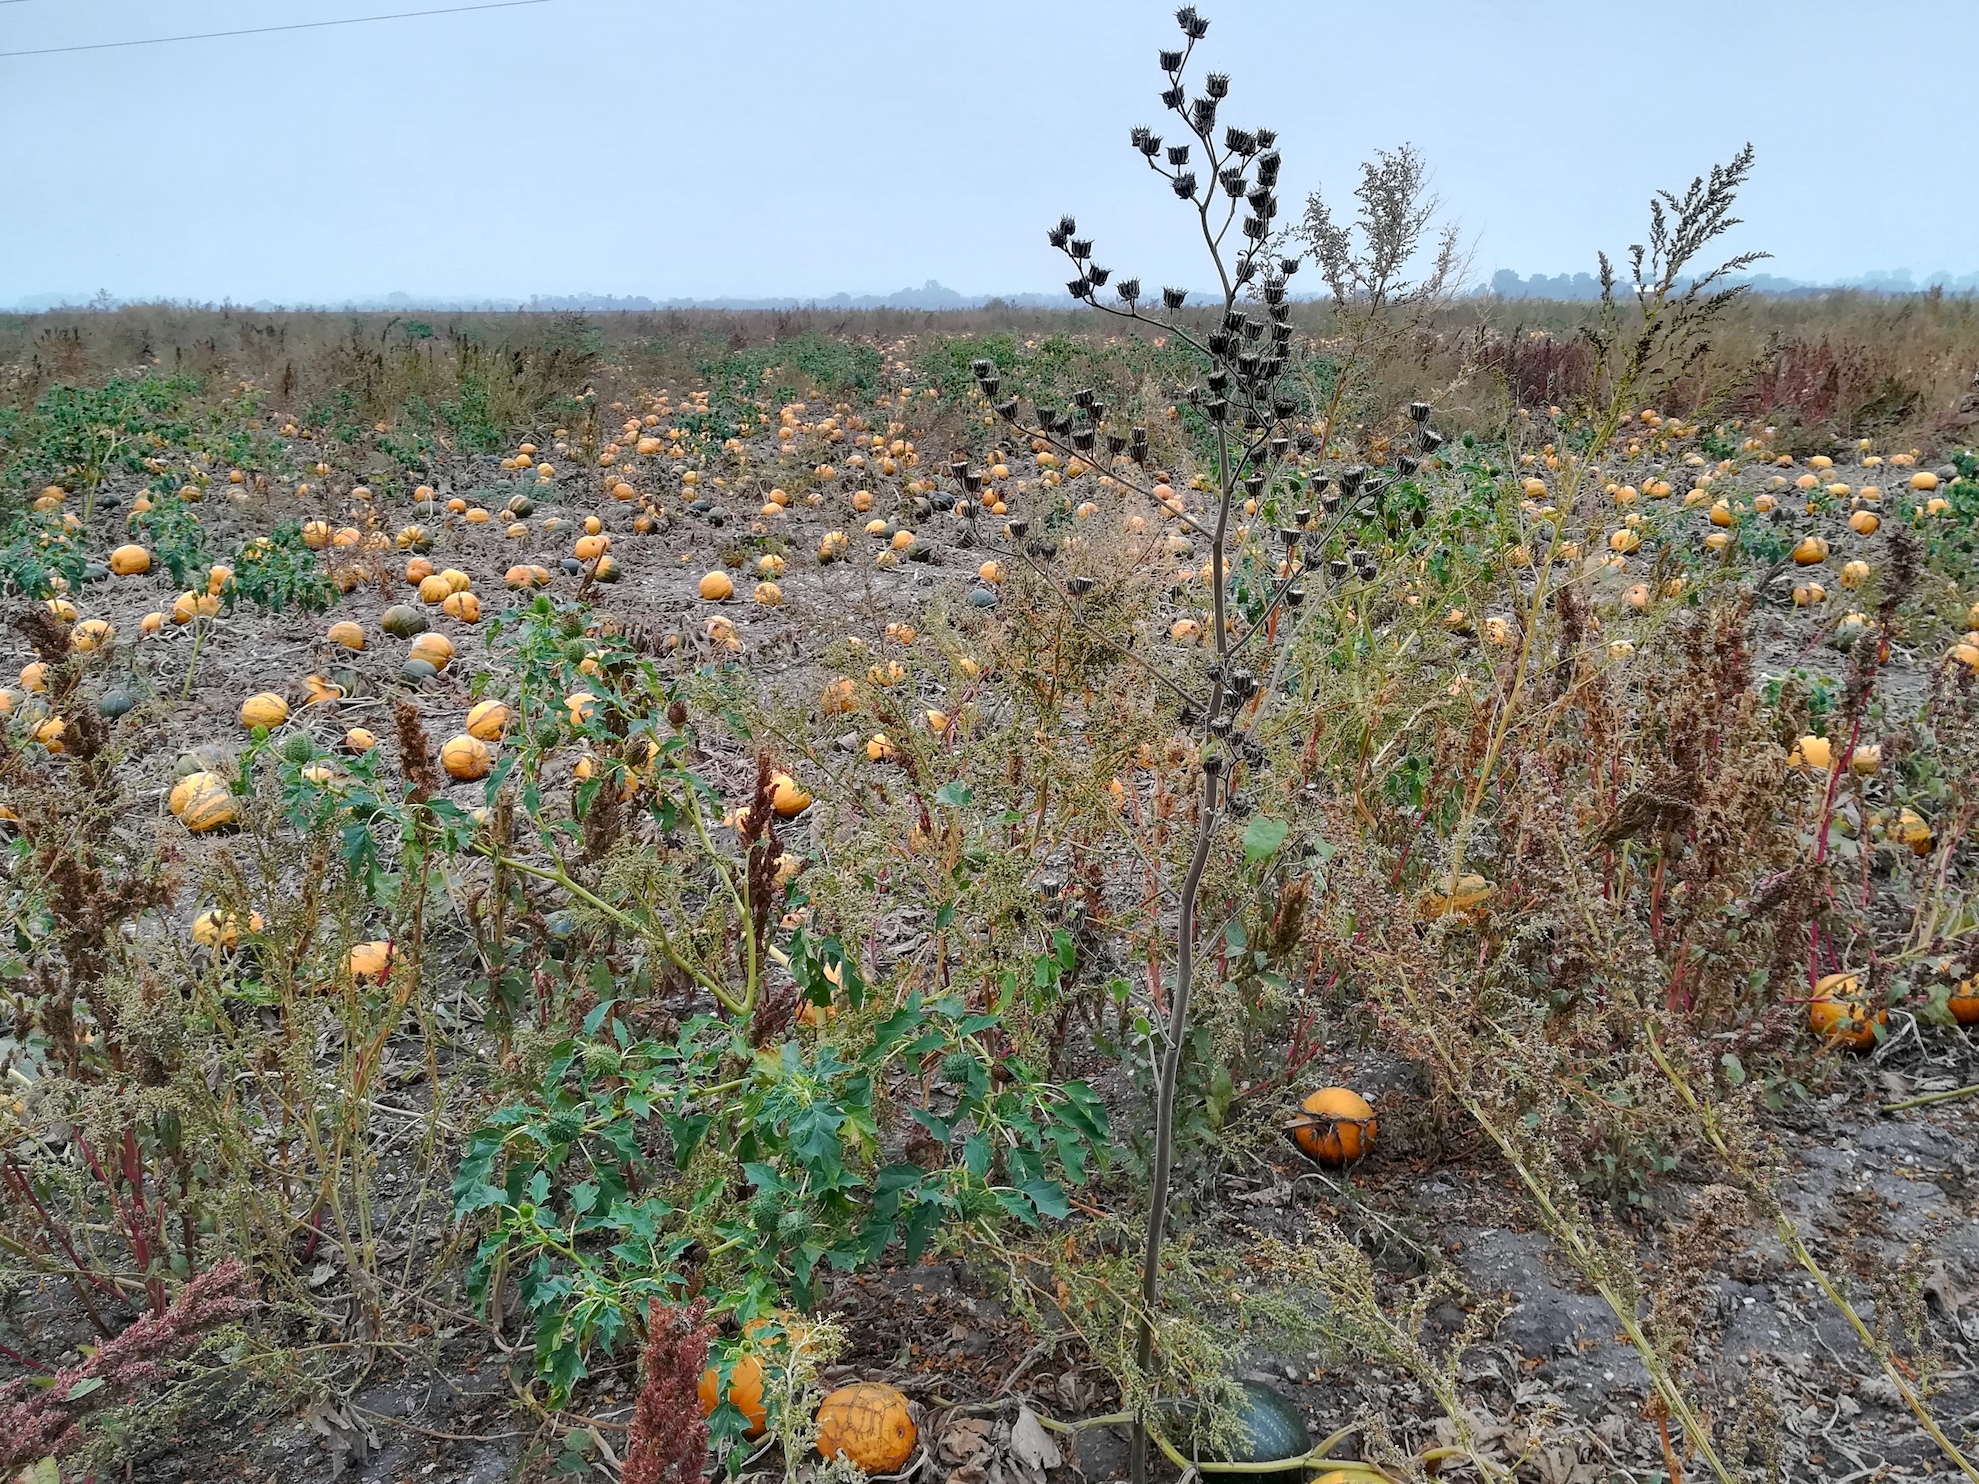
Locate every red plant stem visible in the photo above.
<box><xmin>1813</xmin><ymin>717</ymin><xmax>1861</xmax><ymax>866</ymax></box>
<box><xmin>300</xmin><ymin>1201</ymin><xmax>329</xmax><ymax>1262</ymax></box>
<box><xmin>1665</xmin><ymin>942</ymin><xmax>1691</xmax><ymax>1016</ymax></box>
<box><xmin>3</xmin><ymin>1158</ymin><xmax>118</xmax><ymax>1303</ymax></box>
<box><xmin>75</xmin><ymin>1134</ymin><xmax>162</xmax><ymax>1316</ymax></box>
<box><xmin>122</xmin><ymin>1129</ymin><xmax>167</xmax><ymax>1316</ymax></box>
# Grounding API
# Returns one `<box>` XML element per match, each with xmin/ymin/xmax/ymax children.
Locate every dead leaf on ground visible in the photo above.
<box><xmin>1011</xmin><ymin>1405</ymin><xmax>1064</xmax><ymax>1475</ymax></box>
<box><xmin>301</xmin><ymin>1397</ymin><xmax>379</xmax><ymax>1480</ymax></box>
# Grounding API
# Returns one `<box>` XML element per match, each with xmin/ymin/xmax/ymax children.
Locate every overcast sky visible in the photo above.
<box><xmin>3</xmin><ymin>0</ymin><xmax>1973</xmax><ymax>304</ymax></box>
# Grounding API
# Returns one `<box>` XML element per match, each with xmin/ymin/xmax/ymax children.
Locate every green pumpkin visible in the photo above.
<box><xmin>380</xmin><ymin>604</ymin><xmax>427</xmax><ymax>638</ymax></box>
<box><xmin>400</xmin><ymin>657</ymin><xmax>438</xmax><ymax>683</ymax></box>
<box><xmin>1192</xmin><ymin>1383</ymin><xmax>1310</xmax><ymax>1481</ymax></box>
<box><xmin>98</xmin><ymin>689</ymin><xmax>135</xmax><ymax>718</ymax></box>
<box><xmin>174</xmin><ymin>745</ymin><xmax>230</xmax><ymax>780</ymax></box>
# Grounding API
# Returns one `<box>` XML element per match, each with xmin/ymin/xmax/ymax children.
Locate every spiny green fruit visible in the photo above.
<box><xmin>282</xmin><ymin>733</ymin><xmax>318</xmax><ymax>764</ymax></box>
<box><xmin>938</xmin><ymin>1049</ymin><xmax>977</xmax><ymax>1087</ymax></box>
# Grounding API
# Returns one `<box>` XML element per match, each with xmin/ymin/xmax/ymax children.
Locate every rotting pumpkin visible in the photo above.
<box><xmin>813</xmin><ymin>1383</ymin><xmax>916</xmax><ymax>1474</ymax></box>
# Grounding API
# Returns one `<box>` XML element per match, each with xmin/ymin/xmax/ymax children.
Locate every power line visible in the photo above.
<box><xmin>0</xmin><ymin>0</ymin><xmax>551</xmax><ymax>57</ymax></box>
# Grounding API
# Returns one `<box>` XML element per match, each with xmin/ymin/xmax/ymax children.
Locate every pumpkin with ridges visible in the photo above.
<box><xmin>1287</xmin><ymin>1087</ymin><xmax>1376</xmax><ymax>1165</ymax></box>
<box><xmin>814</xmin><ymin>1384</ymin><xmax>916</xmax><ymax>1473</ymax></box>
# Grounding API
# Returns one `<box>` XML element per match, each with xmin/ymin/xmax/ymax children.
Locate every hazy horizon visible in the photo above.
<box><xmin>4</xmin><ymin>0</ymin><xmax>1976</xmax><ymax>305</ymax></box>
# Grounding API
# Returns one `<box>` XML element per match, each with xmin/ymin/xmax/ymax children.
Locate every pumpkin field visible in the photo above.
<box><xmin>5</xmin><ymin>15</ymin><xmax>1979</xmax><ymax>1484</ymax></box>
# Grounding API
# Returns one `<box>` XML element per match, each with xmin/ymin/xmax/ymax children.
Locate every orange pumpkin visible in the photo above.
<box><xmin>109</xmin><ymin>543</ymin><xmax>152</xmax><ymax>575</ymax></box>
<box><xmin>1948</xmin><ymin>977</ymin><xmax>1979</xmax><ymax>1027</ymax></box>
<box><xmin>173</xmin><ymin>591</ymin><xmax>221</xmax><ymax>623</ymax></box>
<box><xmin>1808</xmin><ymin>972</ymin><xmax>1884</xmax><ymax>1051</ymax></box>
<box><xmin>814</xmin><ymin>1384</ymin><xmax>916</xmax><ymax>1473</ymax></box>
<box><xmin>770</xmin><ymin>772</ymin><xmax>812</xmax><ymax>817</ymax></box>
<box><xmin>465</xmin><ymin>700</ymin><xmax>510</xmax><ymax>741</ymax></box>
<box><xmin>699</xmin><ymin>571</ymin><xmax>735</xmax><ymax>601</ymax></box>
<box><xmin>409</xmin><ymin>633</ymin><xmax>455</xmax><ymax>670</ymax></box>
<box><xmin>240</xmin><ymin>693</ymin><xmax>290</xmax><ymax>729</ymax></box>
<box><xmin>192</xmin><ymin>907</ymin><xmax>262</xmax><ymax>949</ymax></box>
<box><xmin>348</xmin><ymin>940</ymin><xmax>393</xmax><ymax>981</ymax></box>
<box><xmin>1288</xmin><ymin>1087</ymin><xmax>1376</xmax><ymax>1165</ymax></box>
<box><xmin>698</xmin><ymin>1353</ymin><xmax>768</xmax><ymax>1438</ymax></box>
<box><xmin>70</xmin><ymin>619</ymin><xmax>114</xmax><ymax>653</ymax></box>
<box><xmin>326</xmin><ymin>620</ymin><xmax>366</xmax><ymax>650</ymax></box>
<box><xmin>441</xmin><ymin>734</ymin><xmax>491</xmax><ymax>780</ymax></box>
<box><xmin>176</xmin><ymin>773</ymin><xmax>240</xmax><ymax>833</ymax></box>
